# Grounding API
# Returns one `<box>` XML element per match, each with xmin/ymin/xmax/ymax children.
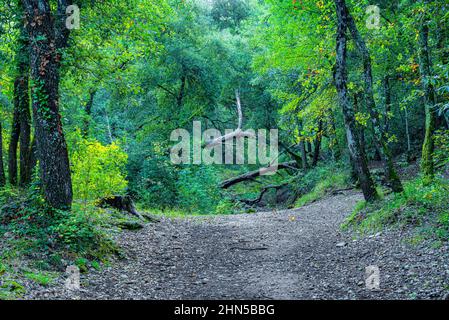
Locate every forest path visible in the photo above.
<box><xmin>32</xmin><ymin>190</ymin><xmax>448</xmax><ymax>299</ymax></box>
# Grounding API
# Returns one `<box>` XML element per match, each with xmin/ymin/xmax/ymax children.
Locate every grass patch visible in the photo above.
<box><xmin>23</xmin><ymin>271</ymin><xmax>56</xmax><ymax>286</ymax></box>
<box><xmin>294</xmin><ymin>163</ymin><xmax>351</xmax><ymax>207</ymax></box>
<box><xmin>343</xmin><ymin>176</ymin><xmax>449</xmax><ymax>240</ymax></box>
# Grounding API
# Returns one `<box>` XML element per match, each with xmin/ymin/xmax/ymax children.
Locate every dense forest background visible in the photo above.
<box><xmin>0</xmin><ymin>0</ymin><xmax>448</xmax><ymax>299</ymax></box>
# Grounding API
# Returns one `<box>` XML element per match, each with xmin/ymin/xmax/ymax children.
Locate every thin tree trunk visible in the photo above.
<box><xmin>383</xmin><ymin>76</ymin><xmax>391</xmax><ymax>134</ymax></box>
<box><xmin>7</xmin><ymin>2</ymin><xmax>33</xmax><ymax>187</ymax></box>
<box><xmin>17</xmin><ymin>21</ymin><xmax>32</xmax><ymax>187</ymax></box>
<box><xmin>300</xmin><ymin>139</ymin><xmax>307</xmax><ymax>169</ymax></box>
<box><xmin>329</xmin><ymin>112</ymin><xmax>340</xmax><ymax>160</ymax></box>
<box><xmin>404</xmin><ymin>106</ymin><xmax>412</xmax><ymax>162</ymax></box>
<box><xmin>297</xmin><ymin>120</ymin><xmax>308</xmax><ymax>169</ymax></box>
<box><xmin>0</xmin><ymin>121</ymin><xmax>6</xmax><ymax>187</ymax></box>
<box><xmin>177</xmin><ymin>75</ymin><xmax>186</xmax><ymax>108</ymax></box>
<box><xmin>312</xmin><ymin>120</ymin><xmax>323</xmax><ymax>166</ymax></box>
<box><xmin>8</xmin><ymin>88</ymin><xmax>20</xmax><ymax>186</ymax></box>
<box><xmin>23</xmin><ymin>0</ymin><xmax>73</xmax><ymax>209</ymax></box>
<box><xmin>418</xmin><ymin>9</ymin><xmax>437</xmax><ymax>182</ymax></box>
<box><xmin>82</xmin><ymin>89</ymin><xmax>96</xmax><ymax>137</ymax></box>
<box><xmin>334</xmin><ymin>0</ymin><xmax>377</xmax><ymax>202</ymax></box>
<box><xmin>345</xmin><ymin>5</ymin><xmax>403</xmax><ymax>193</ymax></box>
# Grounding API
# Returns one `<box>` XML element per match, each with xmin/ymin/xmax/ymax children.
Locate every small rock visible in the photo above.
<box><xmin>117</xmin><ymin>221</ymin><xmax>144</xmax><ymax>230</ymax></box>
<box><xmin>336</xmin><ymin>242</ymin><xmax>347</xmax><ymax>247</ymax></box>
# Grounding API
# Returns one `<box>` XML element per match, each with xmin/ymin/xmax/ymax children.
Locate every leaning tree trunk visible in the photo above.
<box><xmin>345</xmin><ymin>4</ymin><xmax>403</xmax><ymax>193</ymax></box>
<box><xmin>23</xmin><ymin>0</ymin><xmax>73</xmax><ymax>209</ymax></box>
<box><xmin>0</xmin><ymin>121</ymin><xmax>6</xmax><ymax>187</ymax></box>
<box><xmin>418</xmin><ymin>11</ymin><xmax>437</xmax><ymax>182</ymax></box>
<box><xmin>334</xmin><ymin>0</ymin><xmax>377</xmax><ymax>202</ymax></box>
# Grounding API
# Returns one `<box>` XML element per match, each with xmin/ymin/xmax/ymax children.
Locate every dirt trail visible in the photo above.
<box><xmin>29</xmin><ymin>191</ymin><xmax>449</xmax><ymax>300</ymax></box>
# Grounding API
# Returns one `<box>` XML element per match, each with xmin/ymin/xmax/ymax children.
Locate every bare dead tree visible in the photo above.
<box><xmin>204</xmin><ymin>90</ymin><xmax>256</xmax><ymax>149</ymax></box>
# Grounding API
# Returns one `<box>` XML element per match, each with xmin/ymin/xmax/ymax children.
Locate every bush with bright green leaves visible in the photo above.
<box><xmin>68</xmin><ymin>130</ymin><xmax>128</xmax><ymax>203</ymax></box>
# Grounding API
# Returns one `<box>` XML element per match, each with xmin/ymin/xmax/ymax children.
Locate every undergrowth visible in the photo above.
<box><xmin>0</xmin><ymin>182</ymin><xmax>132</xmax><ymax>300</ymax></box>
<box><xmin>343</xmin><ymin>177</ymin><xmax>449</xmax><ymax>241</ymax></box>
<box><xmin>294</xmin><ymin>162</ymin><xmax>351</xmax><ymax>207</ymax></box>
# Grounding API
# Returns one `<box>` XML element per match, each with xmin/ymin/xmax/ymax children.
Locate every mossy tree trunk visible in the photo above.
<box><xmin>8</xmin><ymin>98</ymin><xmax>20</xmax><ymax>186</ymax></box>
<box><xmin>0</xmin><ymin>121</ymin><xmax>6</xmax><ymax>187</ymax></box>
<box><xmin>9</xmin><ymin>1</ymin><xmax>33</xmax><ymax>187</ymax></box>
<box><xmin>418</xmin><ymin>10</ymin><xmax>437</xmax><ymax>182</ymax></box>
<box><xmin>334</xmin><ymin>0</ymin><xmax>377</xmax><ymax>202</ymax></box>
<box><xmin>345</xmin><ymin>5</ymin><xmax>404</xmax><ymax>193</ymax></box>
<box><xmin>23</xmin><ymin>0</ymin><xmax>73</xmax><ymax>209</ymax></box>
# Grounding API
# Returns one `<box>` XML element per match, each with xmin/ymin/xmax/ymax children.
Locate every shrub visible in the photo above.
<box><xmin>68</xmin><ymin>130</ymin><xmax>128</xmax><ymax>202</ymax></box>
<box><xmin>176</xmin><ymin>165</ymin><xmax>222</xmax><ymax>214</ymax></box>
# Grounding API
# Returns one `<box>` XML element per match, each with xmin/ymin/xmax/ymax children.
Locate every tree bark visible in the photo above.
<box><xmin>8</xmin><ymin>87</ymin><xmax>20</xmax><ymax>186</ymax></box>
<box><xmin>18</xmin><ymin>24</ymin><xmax>32</xmax><ymax>187</ymax></box>
<box><xmin>82</xmin><ymin>89</ymin><xmax>96</xmax><ymax>137</ymax></box>
<box><xmin>8</xmin><ymin>2</ymin><xmax>33</xmax><ymax>187</ymax></box>
<box><xmin>383</xmin><ymin>76</ymin><xmax>391</xmax><ymax>134</ymax></box>
<box><xmin>334</xmin><ymin>0</ymin><xmax>377</xmax><ymax>202</ymax></box>
<box><xmin>23</xmin><ymin>0</ymin><xmax>73</xmax><ymax>209</ymax></box>
<box><xmin>312</xmin><ymin>120</ymin><xmax>322</xmax><ymax>166</ymax></box>
<box><xmin>345</xmin><ymin>4</ymin><xmax>403</xmax><ymax>193</ymax></box>
<box><xmin>0</xmin><ymin>121</ymin><xmax>6</xmax><ymax>187</ymax></box>
<box><xmin>418</xmin><ymin>10</ymin><xmax>437</xmax><ymax>182</ymax></box>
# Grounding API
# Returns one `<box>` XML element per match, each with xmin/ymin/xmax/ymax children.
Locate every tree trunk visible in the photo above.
<box><xmin>300</xmin><ymin>139</ymin><xmax>308</xmax><ymax>169</ymax></box>
<box><xmin>345</xmin><ymin>4</ymin><xmax>403</xmax><ymax>193</ymax></box>
<box><xmin>383</xmin><ymin>76</ymin><xmax>391</xmax><ymax>134</ymax></box>
<box><xmin>0</xmin><ymin>121</ymin><xmax>6</xmax><ymax>187</ymax></box>
<box><xmin>23</xmin><ymin>0</ymin><xmax>73</xmax><ymax>209</ymax></box>
<box><xmin>297</xmin><ymin>120</ymin><xmax>308</xmax><ymax>169</ymax></box>
<box><xmin>18</xmin><ymin>24</ymin><xmax>32</xmax><ymax>187</ymax></box>
<box><xmin>334</xmin><ymin>0</ymin><xmax>377</xmax><ymax>202</ymax></box>
<box><xmin>8</xmin><ymin>2</ymin><xmax>32</xmax><ymax>187</ymax></box>
<box><xmin>329</xmin><ymin>112</ymin><xmax>340</xmax><ymax>160</ymax></box>
<box><xmin>82</xmin><ymin>89</ymin><xmax>96</xmax><ymax>137</ymax></box>
<box><xmin>177</xmin><ymin>75</ymin><xmax>186</xmax><ymax>108</ymax></box>
<box><xmin>8</xmin><ymin>89</ymin><xmax>20</xmax><ymax>186</ymax></box>
<box><xmin>418</xmin><ymin>10</ymin><xmax>437</xmax><ymax>182</ymax></box>
<box><xmin>312</xmin><ymin>120</ymin><xmax>322</xmax><ymax>166</ymax></box>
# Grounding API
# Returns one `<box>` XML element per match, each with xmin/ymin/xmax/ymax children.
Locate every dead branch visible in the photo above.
<box><xmin>220</xmin><ymin>161</ymin><xmax>298</xmax><ymax>189</ymax></box>
<box><xmin>204</xmin><ymin>90</ymin><xmax>255</xmax><ymax>148</ymax></box>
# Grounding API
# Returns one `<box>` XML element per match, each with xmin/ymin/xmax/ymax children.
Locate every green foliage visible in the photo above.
<box><xmin>176</xmin><ymin>165</ymin><xmax>223</xmax><ymax>214</ymax></box>
<box><xmin>435</xmin><ymin>130</ymin><xmax>449</xmax><ymax>169</ymax></box>
<box><xmin>0</xmin><ymin>279</ymin><xmax>24</xmax><ymax>300</ymax></box>
<box><xmin>24</xmin><ymin>271</ymin><xmax>55</xmax><ymax>286</ymax></box>
<box><xmin>68</xmin><ymin>131</ymin><xmax>128</xmax><ymax>202</ymax></box>
<box><xmin>0</xmin><ymin>185</ymin><xmax>118</xmax><ymax>268</ymax></box>
<box><xmin>294</xmin><ymin>163</ymin><xmax>351</xmax><ymax>207</ymax></box>
<box><xmin>344</xmin><ymin>177</ymin><xmax>449</xmax><ymax>240</ymax></box>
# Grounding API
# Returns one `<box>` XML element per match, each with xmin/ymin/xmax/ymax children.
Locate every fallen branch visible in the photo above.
<box><xmin>220</xmin><ymin>161</ymin><xmax>298</xmax><ymax>189</ymax></box>
<box><xmin>239</xmin><ymin>182</ymin><xmax>290</xmax><ymax>205</ymax></box>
